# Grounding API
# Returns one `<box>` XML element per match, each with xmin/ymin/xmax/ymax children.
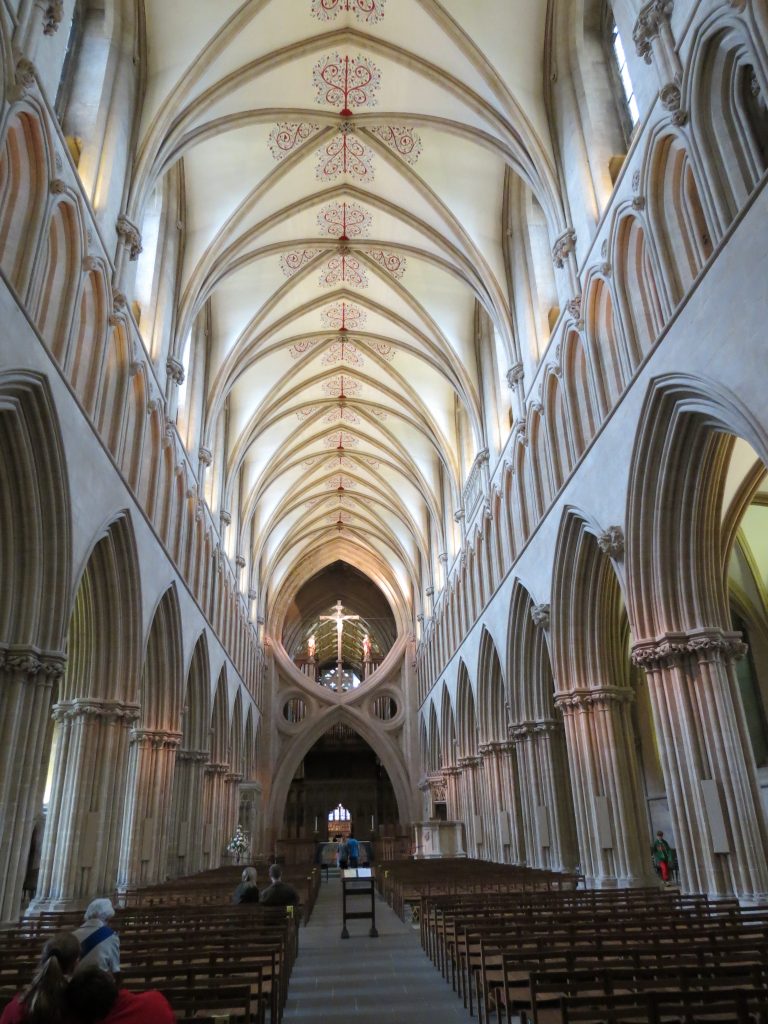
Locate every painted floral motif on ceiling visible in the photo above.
<box><xmin>288</xmin><ymin>338</ymin><xmax>324</xmax><ymax>360</ymax></box>
<box><xmin>313</xmin><ymin>53</ymin><xmax>382</xmax><ymax>114</ymax></box>
<box><xmin>322</xmin><ymin>339</ymin><xmax>365</xmax><ymax>366</ymax></box>
<box><xmin>317</xmin><ymin>201</ymin><xmax>372</xmax><ymax>240</ymax></box>
<box><xmin>325</xmin><ymin>474</ymin><xmax>358</xmax><ymax>489</ymax></box>
<box><xmin>324</xmin><ymin>406</ymin><xmax>361</xmax><ymax>424</ymax></box>
<box><xmin>367</xmin><ymin>249</ymin><xmax>406</xmax><ymax>279</ymax></box>
<box><xmin>323</xmin><ymin>431</ymin><xmax>360</xmax><ymax>448</ymax></box>
<box><xmin>370</xmin><ymin>125</ymin><xmax>423</xmax><ymax>165</ymax></box>
<box><xmin>368</xmin><ymin>341</ymin><xmax>396</xmax><ymax>361</ymax></box>
<box><xmin>268</xmin><ymin>122</ymin><xmax>322</xmax><ymax>161</ymax></box>
<box><xmin>315</xmin><ymin>127</ymin><xmax>375</xmax><ymax>182</ymax></box>
<box><xmin>322</xmin><ymin>374</ymin><xmax>363</xmax><ymax>396</ymax></box>
<box><xmin>310</xmin><ymin>0</ymin><xmax>387</xmax><ymax>25</ymax></box>
<box><xmin>321</xmin><ymin>301</ymin><xmax>367</xmax><ymax>331</ymax></box>
<box><xmin>326</xmin><ymin>510</ymin><xmax>356</xmax><ymax>525</ymax></box>
<box><xmin>319</xmin><ymin>252</ymin><xmax>368</xmax><ymax>289</ymax></box>
<box><xmin>280</xmin><ymin>249</ymin><xmax>323</xmax><ymax>278</ymax></box>
<box><xmin>296</xmin><ymin>405</ymin><xmax>321</xmax><ymax>420</ymax></box>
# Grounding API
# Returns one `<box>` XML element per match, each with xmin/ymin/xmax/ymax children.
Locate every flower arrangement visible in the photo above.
<box><xmin>227</xmin><ymin>824</ymin><xmax>249</xmax><ymax>863</ymax></box>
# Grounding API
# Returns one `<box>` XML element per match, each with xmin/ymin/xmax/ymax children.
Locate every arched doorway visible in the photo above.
<box><xmin>280</xmin><ymin>723</ymin><xmax>400</xmax><ymax>847</ymax></box>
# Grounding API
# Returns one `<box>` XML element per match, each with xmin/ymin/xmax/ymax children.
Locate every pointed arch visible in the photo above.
<box><xmin>140</xmin><ymin>583</ymin><xmax>184</xmax><ymax>731</ymax></box>
<box><xmin>477</xmin><ymin>627</ymin><xmax>507</xmax><ymax>744</ymax></box>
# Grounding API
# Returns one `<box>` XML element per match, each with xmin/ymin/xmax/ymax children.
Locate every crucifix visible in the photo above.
<box><xmin>320</xmin><ymin>599</ymin><xmax>359</xmax><ymax>688</ymax></box>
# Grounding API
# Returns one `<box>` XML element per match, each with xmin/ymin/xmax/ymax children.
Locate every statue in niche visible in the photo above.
<box><xmin>362</xmin><ymin>634</ymin><xmax>372</xmax><ymax>661</ymax></box>
<box><xmin>307</xmin><ymin>634</ymin><xmax>317</xmax><ymax>659</ymax></box>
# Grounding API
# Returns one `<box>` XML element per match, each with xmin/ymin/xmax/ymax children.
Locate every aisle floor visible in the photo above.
<box><xmin>283</xmin><ymin>874</ymin><xmax>476</xmax><ymax>1023</ymax></box>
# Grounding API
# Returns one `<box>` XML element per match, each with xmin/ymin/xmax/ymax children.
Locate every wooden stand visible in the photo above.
<box><xmin>340</xmin><ymin>869</ymin><xmax>378</xmax><ymax>939</ymax></box>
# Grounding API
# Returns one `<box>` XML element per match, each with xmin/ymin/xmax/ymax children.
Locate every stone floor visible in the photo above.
<box><xmin>283</xmin><ymin>873</ymin><xmax>476</xmax><ymax>1023</ymax></box>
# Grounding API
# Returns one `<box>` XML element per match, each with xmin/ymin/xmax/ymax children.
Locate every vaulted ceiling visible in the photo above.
<box><xmin>134</xmin><ymin>0</ymin><xmax>556</xmax><ymax>626</ymax></box>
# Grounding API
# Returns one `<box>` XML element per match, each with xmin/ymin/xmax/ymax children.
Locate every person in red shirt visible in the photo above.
<box><xmin>64</xmin><ymin>968</ymin><xmax>174</xmax><ymax>1024</ymax></box>
<box><xmin>0</xmin><ymin>931</ymin><xmax>80</xmax><ymax>1024</ymax></box>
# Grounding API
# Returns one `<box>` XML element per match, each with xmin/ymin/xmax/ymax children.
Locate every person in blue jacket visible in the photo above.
<box><xmin>346</xmin><ymin>832</ymin><xmax>360</xmax><ymax>868</ymax></box>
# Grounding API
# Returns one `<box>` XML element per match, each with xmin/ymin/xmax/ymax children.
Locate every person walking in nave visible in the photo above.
<box><xmin>651</xmin><ymin>831</ymin><xmax>674</xmax><ymax>883</ymax></box>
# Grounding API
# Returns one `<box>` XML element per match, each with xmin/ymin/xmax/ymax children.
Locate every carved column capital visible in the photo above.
<box><xmin>554</xmin><ymin>687</ymin><xmax>634</xmax><ymax>711</ymax></box>
<box><xmin>631</xmin><ymin>628</ymin><xmax>747</xmax><ymax>669</ymax></box>
<box><xmin>130</xmin><ymin>728</ymin><xmax>183</xmax><ymax>750</ymax></box>
<box><xmin>177</xmin><ymin>749</ymin><xmax>209</xmax><ymax>764</ymax></box>
<box><xmin>219</xmin><ymin>509</ymin><xmax>232</xmax><ymax>527</ymax></box>
<box><xmin>116</xmin><ymin>215</ymin><xmax>143</xmax><ymax>261</ymax></box>
<box><xmin>0</xmin><ymin>645</ymin><xmax>66</xmax><ymax>681</ymax></box>
<box><xmin>198</xmin><ymin>446</ymin><xmax>213</xmax><ymax>467</ymax></box>
<box><xmin>53</xmin><ymin>699</ymin><xmax>142</xmax><ymax>724</ymax></box>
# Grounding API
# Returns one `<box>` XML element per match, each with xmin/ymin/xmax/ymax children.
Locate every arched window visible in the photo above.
<box><xmin>603</xmin><ymin>5</ymin><xmax>639</xmax><ymax>146</ymax></box>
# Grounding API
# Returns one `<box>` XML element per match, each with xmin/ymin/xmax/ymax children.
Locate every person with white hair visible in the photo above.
<box><xmin>73</xmin><ymin>899</ymin><xmax>120</xmax><ymax>976</ymax></box>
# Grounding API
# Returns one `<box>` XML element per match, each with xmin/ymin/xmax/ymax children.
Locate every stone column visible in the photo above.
<box><xmin>167</xmin><ymin>749</ymin><xmax>208</xmax><ymax>878</ymax></box>
<box><xmin>458</xmin><ymin>756</ymin><xmax>483</xmax><ymax>856</ymax></box>
<box><xmin>497</xmin><ymin>739</ymin><xmax>526</xmax><ymax>864</ymax></box>
<box><xmin>201</xmin><ymin>762</ymin><xmax>229</xmax><ymax>869</ymax></box>
<box><xmin>118</xmin><ymin>728</ymin><xmax>182</xmax><ymax>892</ymax></box>
<box><xmin>632</xmin><ymin>630</ymin><xmax>768</xmax><ymax>899</ymax></box>
<box><xmin>443</xmin><ymin>766</ymin><xmax>462</xmax><ymax>826</ymax></box>
<box><xmin>32</xmin><ymin>699</ymin><xmax>139</xmax><ymax>912</ymax></box>
<box><xmin>0</xmin><ymin>647</ymin><xmax>64</xmax><ymax>921</ymax></box>
<box><xmin>555</xmin><ymin>689</ymin><xmax>654</xmax><ymax>887</ymax></box>
<box><xmin>239</xmin><ymin>783</ymin><xmax>262</xmax><ymax>859</ymax></box>
<box><xmin>479</xmin><ymin>743</ymin><xmax>503</xmax><ymax>862</ymax></box>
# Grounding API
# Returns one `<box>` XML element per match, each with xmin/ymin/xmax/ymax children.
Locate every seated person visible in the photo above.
<box><xmin>260</xmin><ymin>864</ymin><xmax>298</xmax><ymax>907</ymax></box>
<box><xmin>232</xmin><ymin>865</ymin><xmax>260</xmax><ymax>904</ymax></box>
<box><xmin>0</xmin><ymin>932</ymin><xmax>80</xmax><ymax>1024</ymax></box>
<box><xmin>73</xmin><ymin>899</ymin><xmax>120</xmax><ymax>975</ymax></box>
<box><xmin>65</xmin><ymin>967</ymin><xmax>174</xmax><ymax>1023</ymax></box>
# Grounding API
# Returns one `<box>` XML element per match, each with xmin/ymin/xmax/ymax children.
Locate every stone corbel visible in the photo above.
<box><xmin>530</xmin><ymin>603</ymin><xmax>551</xmax><ymax>630</ymax></box>
<box><xmin>11</xmin><ymin>57</ymin><xmax>36</xmax><ymax>101</ymax></box>
<box><xmin>506</xmin><ymin>362</ymin><xmax>525</xmax><ymax>391</ymax></box>
<box><xmin>166</xmin><ymin>356</ymin><xmax>185</xmax><ymax>386</ymax></box>
<box><xmin>42</xmin><ymin>1</ymin><xmax>64</xmax><ymax>34</ymax></box>
<box><xmin>219</xmin><ymin>509</ymin><xmax>232</xmax><ymax>527</ymax></box>
<box><xmin>633</xmin><ymin>1</ymin><xmax>683</xmax><ymax>109</ymax></box>
<box><xmin>659</xmin><ymin>82</ymin><xmax>688</xmax><ymax>126</ymax></box>
<box><xmin>552</xmin><ymin>228</ymin><xmax>576</xmax><ymax>269</ymax></box>
<box><xmin>116</xmin><ymin>215</ymin><xmax>143</xmax><ymax>261</ymax></box>
<box><xmin>198</xmin><ymin>446</ymin><xmax>213</xmax><ymax>467</ymax></box>
<box><xmin>235</xmin><ymin>555</ymin><xmax>246</xmax><ymax>569</ymax></box>
<box><xmin>597</xmin><ymin>525</ymin><xmax>625</xmax><ymax>560</ymax></box>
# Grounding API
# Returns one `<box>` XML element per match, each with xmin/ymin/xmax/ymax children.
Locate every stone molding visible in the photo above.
<box><xmin>116</xmin><ymin>215</ymin><xmax>143</xmax><ymax>261</ymax></box>
<box><xmin>631</xmin><ymin>628</ymin><xmax>747</xmax><ymax>668</ymax></box>
<box><xmin>0</xmin><ymin>645</ymin><xmax>66</xmax><ymax>679</ymax></box>
<box><xmin>52</xmin><ymin>698</ymin><xmax>141</xmax><ymax>723</ymax></box>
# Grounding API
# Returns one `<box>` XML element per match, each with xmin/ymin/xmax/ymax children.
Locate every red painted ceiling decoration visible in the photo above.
<box><xmin>362</xmin><ymin>455</ymin><xmax>381</xmax><ymax>469</ymax></box>
<box><xmin>311</xmin><ymin>0</ymin><xmax>386</xmax><ymax>23</ymax></box>
<box><xmin>280</xmin><ymin>249</ymin><xmax>322</xmax><ymax>278</ymax></box>
<box><xmin>369</xmin><ymin>406</ymin><xmax>389</xmax><ymax>420</ymax></box>
<box><xmin>296</xmin><ymin>405</ymin><xmax>321</xmax><ymax>420</ymax></box>
<box><xmin>321</xmin><ymin>301</ymin><xmax>367</xmax><ymax>331</ymax></box>
<box><xmin>324</xmin><ymin>406</ymin><xmax>361</xmax><ymax>424</ymax></box>
<box><xmin>322</xmin><ymin>374</ymin><xmax>363</xmax><ymax>397</ymax></box>
<box><xmin>325</xmin><ymin>474</ymin><xmax>358</xmax><ymax>489</ymax></box>
<box><xmin>317</xmin><ymin>200</ymin><xmax>372</xmax><ymax>240</ymax></box>
<box><xmin>268</xmin><ymin>122</ymin><xmax>322</xmax><ymax>161</ymax></box>
<box><xmin>313</xmin><ymin>53</ymin><xmax>382</xmax><ymax>115</ymax></box>
<box><xmin>318</xmin><ymin>251</ymin><xmax>369</xmax><ymax>289</ymax></box>
<box><xmin>326</xmin><ymin>510</ymin><xmax>356</xmax><ymax>525</ymax></box>
<box><xmin>315</xmin><ymin>126</ymin><xmax>375</xmax><ymax>182</ymax></box>
<box><xmin>323</xmin><ymin>430</ymin><xmax>360</xmax><ymax>448</ymax></box>
<box><xmin>322</xmin><ymin>339</ymin><xmax>365</xmax><ymax>366</ymax></box>
<box><xmin>368</xmin><ymin>341</ymin><xmax>396</xmax><ymax>361</ymax></box>
<box><xmin>288</xmin><ymin>338</ymin><xmax>324</xmax><ymax>360</ymax></box>
<box><xmin>370</xmin><ymin>124</ymin><xmax>423</xmax><ymax>164</ymax></box>
<box><xmin>367</xmin><ymin>249</ymin><xmax>407</xmax><ymax>279</ymax></box>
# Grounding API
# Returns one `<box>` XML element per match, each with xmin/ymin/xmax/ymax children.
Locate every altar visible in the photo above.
<box><xmin>412</xmin><ymin>821</ymin><xmax>466</xmax><ymax>859</ymax></box>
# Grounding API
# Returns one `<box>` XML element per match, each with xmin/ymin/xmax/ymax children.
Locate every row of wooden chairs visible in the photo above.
<box><xmin>381</xmin><ymin>860</ymin><xmax>768</xmax><ymax>1024</ymax></box>
<box><xmin>0</xmin><ymin>864</ymin><xmax>319</xmax><ymax>1022</ymax></box>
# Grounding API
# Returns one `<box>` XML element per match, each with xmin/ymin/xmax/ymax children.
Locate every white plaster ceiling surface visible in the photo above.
<box><xmin>135</xmin><ymin>0</ymin><xmax>554</xmax><ymax>634</ymax></box>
